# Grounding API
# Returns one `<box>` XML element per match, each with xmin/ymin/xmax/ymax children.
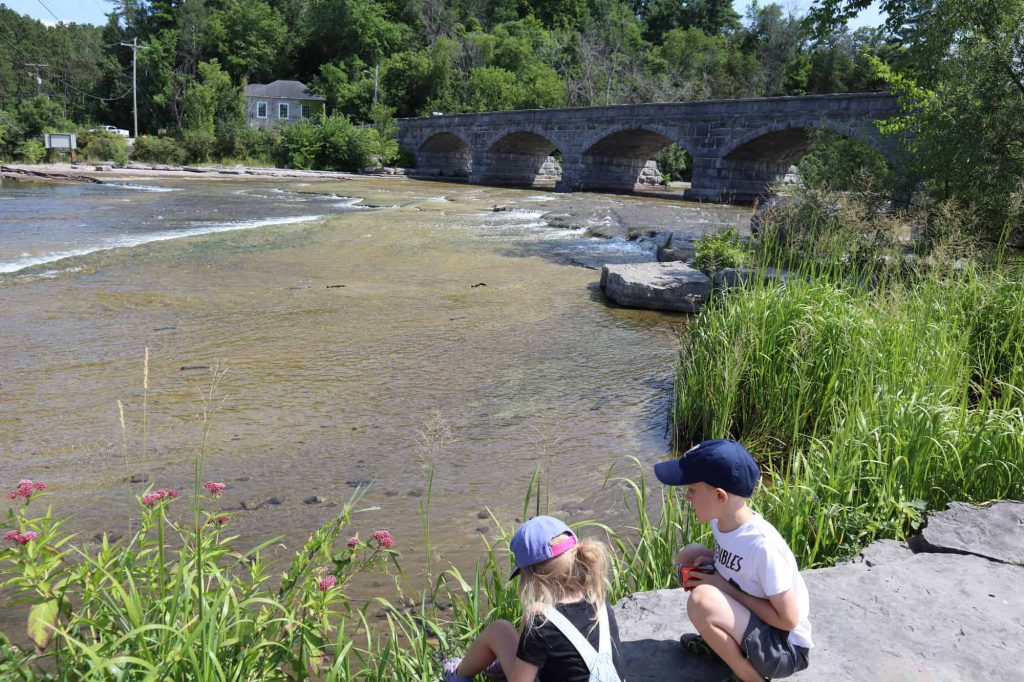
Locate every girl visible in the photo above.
<box><xmin>442</xmin><ymin>515</ymin><xmax>623</xmax><ymax>682</ymax></box>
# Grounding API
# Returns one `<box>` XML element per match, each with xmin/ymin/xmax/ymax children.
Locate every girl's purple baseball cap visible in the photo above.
<box><xmin>509</xmin><ymin>515</ymin><xmax>578</xmax><ymax>579</ymax></box>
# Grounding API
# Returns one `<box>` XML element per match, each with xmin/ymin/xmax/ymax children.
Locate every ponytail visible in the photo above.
<box><xmin>518</xmin><ymin>537</ymin><xmax>612</xmax><ymax>634</ymax></box>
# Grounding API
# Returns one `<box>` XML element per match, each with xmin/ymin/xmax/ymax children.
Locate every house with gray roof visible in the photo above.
<box><xmin>244</xmin><ymin>80</ymin><xmax>326</xmax><ymax>128</ymax></box>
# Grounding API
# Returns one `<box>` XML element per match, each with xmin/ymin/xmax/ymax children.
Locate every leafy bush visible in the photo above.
<box><xmin>80</xmin><ymin>130</ymin><xmax>129</xmax><ymax>166</ymax></box>
<box><xmin>317</xmin><ymin>114</ymin><xmax>373</xmax><ymax>170</ymax></box>
<box><xmin>693</xmin><ymin>228</ymin><xmax>750</xmax><ymax>274</ymax></box>
<box><xmin>181</xmin><ymin>128</ymin><xmax>216</xmax><ymax>163</ymax></box>
<box><xmin>132</xmin><ymin>134</ymin><xmax>186</xmax><ymax>165</ymax></box>
<box><xmin>797</xmin><ymin>130</ymin><xmax>892</xmax><ymax>192</ymax></box>
<box><xmin>14</xmin><ymin>138</ymin><xmax>45</xmax><ymax>163</ymax></box>
<box><xmin>655</xmin><ymin>143</ymin><xmax>692</xmax><ymax>182</ymax></box>
<box><xmin>276</xmin><ymin>119</ymin><xmax>320</xmax><ymax>169</ymax></box>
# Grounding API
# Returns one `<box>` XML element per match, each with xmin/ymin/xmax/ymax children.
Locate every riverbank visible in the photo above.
<box><xmin>0</xmin><ymin>161</ymin><xmax>384</xmax><ymax>184</ymax></box>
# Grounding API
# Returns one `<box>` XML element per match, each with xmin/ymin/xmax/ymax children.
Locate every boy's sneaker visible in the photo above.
<box><xmin>440</xmin><ymin>658</ymin><xmax>473</xmax><ymax>682</ymax></box>
<box><xmin>679</xmin><ymin>633</ymin><xmax>723</xmax><ymax>662</ymax></box>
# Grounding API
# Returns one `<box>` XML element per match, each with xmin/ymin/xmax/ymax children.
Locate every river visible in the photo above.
<box><xmin>0</xmin><ymin>174</ymin><xmax>748</xmax><ymax>605</ymax></box>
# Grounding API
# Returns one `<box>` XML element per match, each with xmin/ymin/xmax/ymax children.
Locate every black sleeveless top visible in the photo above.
<box><xmin>515</xmin><ymin>600</ymin><xmax>624</xmax><ymax>682</ymax></box>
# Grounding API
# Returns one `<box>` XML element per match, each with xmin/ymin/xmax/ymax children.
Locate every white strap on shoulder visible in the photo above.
<box><xmin>544</xmin><ymin>602</ymin><xmax>606</xmax><ymax>659</ymax></box>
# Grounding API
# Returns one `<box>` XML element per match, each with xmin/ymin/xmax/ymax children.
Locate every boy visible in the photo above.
<box><xmin>654</xmin><ymin>439</ymin><xmax>812</xmax><ymax>682</ymax></box>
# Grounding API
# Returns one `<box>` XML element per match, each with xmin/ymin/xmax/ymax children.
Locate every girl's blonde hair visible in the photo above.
<box><xmin>518</xmin><ymin>536</ymin><xmax>610</xmax><ymax>633</ymax></box>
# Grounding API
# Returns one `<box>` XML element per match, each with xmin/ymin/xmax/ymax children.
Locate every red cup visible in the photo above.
<box><xmin>679</xmin><ymin>564</ymin><xmax>714</xmax><ymax>591</ymax></box>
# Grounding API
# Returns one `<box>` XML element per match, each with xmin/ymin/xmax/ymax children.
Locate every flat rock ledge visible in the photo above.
<box><xmin>600</xmin><ymin>262</ymin><xmax>711</xmax><ymax>313</ymax></box>
<box><xmin>613</xmin><ymin>501</ymin><xmax>1024</xmax><ymax>681</ymax></box>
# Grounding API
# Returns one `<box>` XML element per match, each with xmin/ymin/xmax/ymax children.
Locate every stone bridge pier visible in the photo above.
<box><xmin>397</xmin><ymin>93</ymin><xmax>904</xmax><ymax>204</ymax></box>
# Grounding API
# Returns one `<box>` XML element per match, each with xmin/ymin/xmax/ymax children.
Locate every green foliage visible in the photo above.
<box><xmin>277</xmin><ymin>118</ymin><xmax>320</xmax><ymax>169</ymax></box>
<box><xmin>14</xmin><ymin>138</ymin><xmax>45</xmax><ymax>163</ymax></box>
<box><xmin>132</xmin><ymin>134</ymin><xmax>187</xmax><ymax>165</ymax></box>
<box><xmin>797</xmin><ymin>130</ymin><xmax>892</xmax><ymax>191</ymax></box>
<box><xmin>368</xmin><ymin>103</ymin><xmax>400</xmax><ymax>165</ymax></box>
<box><xmin>14</xmin><ymin>96</ymin><xmax>63</xmax><ymax>137</ymax></box>
<box><xmin>317</xmin><ymin>113</ymin><xmax>374</xmax><ymax>170</ymax></box>
<box><xmin>654</xmin><ymin>143</ymin><xmax>692</xmax><ymax>181</ymax></box>
<box><xmin>181</xmin><ymin>128</ymin><xmax>216</xmax><ymax>163</ymax></box>
<box><xmin>675</xmin><ymin>261</ymin><xmax>1024</xmax><ymax>565</ymax></box>
<box><xmin>1</xmin><ymin>484</ymin><xmax>398</xmax><ymax>678</ymax></box>
<box><xmin>694</xmin><ymin>228</ymin><xmax>751</xmax><ymax>273</ymax></box>
<box><xmin>80</xmin><ymin>130</ymin><xmax>129</xmax><ymax>166</ymax></box>
<box><xmin>203</xmin><ymin>0</ymin><xmax>289</xmax><ymax>83</ymax></box>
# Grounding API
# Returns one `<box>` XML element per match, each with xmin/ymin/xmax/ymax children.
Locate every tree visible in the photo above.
<box><xmin>204</xmin><ymin>0</ymin><xmax>289</xmax><ymax>83</ymax></box>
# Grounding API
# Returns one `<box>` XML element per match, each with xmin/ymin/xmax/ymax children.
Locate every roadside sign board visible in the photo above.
<box><xmin>44</xmin><ymin>133</ymin><xmax>77</xmax><ymax>149</ymax></box>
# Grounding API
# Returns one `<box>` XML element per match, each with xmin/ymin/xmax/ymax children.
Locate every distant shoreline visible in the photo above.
<box><xmin>0</xmin><ymin>162</ymin><xmax>403</xmax><ymax>185</ymax></box>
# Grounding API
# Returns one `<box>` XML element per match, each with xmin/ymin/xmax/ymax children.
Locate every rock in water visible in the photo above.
<box><xmin>600</xmin><ymin>262</ymin><xmax>711</xmax><ymax>313</ymax></box>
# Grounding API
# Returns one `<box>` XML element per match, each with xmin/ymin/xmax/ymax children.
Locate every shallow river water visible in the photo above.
<box><xmin>0</xmin><ymin>175</ymin><xmax>749</xmax><ymax>609</ymax></box>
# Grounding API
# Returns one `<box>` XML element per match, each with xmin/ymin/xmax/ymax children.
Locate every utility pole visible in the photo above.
<box><xmin>364</xmin><ymin>65</ymin><xmax>379</xmax><ymax>105</ymax></box>
<box><xmin>24</xmin><ymin>63</ymin><xmax>46</xmax><ymax>96</ymax></box>
<box><xmin>120</xmin><ymin>38</ymin><xmax>148</xmax><ymax>139</ymax></box>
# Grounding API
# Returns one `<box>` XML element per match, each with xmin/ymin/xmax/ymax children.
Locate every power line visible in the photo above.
<box><xmin>35</xmin><ymin>0</ymin><xmax>62</xmax><ymax>24</ymax></box>
<box><xmin>1</xmin><ymin>35</ymin><xmax>134</xmax><ymax>101</ymax></box>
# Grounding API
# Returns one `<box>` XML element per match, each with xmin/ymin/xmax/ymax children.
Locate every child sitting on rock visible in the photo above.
<box><xmin>655</xmin><ymin>439</ymin><xmax>812</xmax><ymax>681</ymax></box>
<box><xmin>441</xmin><ymin>515</ymin><xmax>623</xmax><ymax>682</ymax></box>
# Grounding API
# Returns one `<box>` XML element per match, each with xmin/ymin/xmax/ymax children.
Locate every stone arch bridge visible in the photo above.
<box><xmin>396</xmin><ymin>93</ymin><xmax>902</xmax><ymax>204</ymax></box>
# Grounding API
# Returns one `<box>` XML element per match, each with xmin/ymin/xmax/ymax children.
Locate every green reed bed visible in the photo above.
<box><xmin>675</xmin><ymin>267</ymin><xmax>1024</xmax><ymax>567</ymax></box>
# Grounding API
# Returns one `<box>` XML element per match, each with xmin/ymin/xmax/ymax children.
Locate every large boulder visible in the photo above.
<box><xmin>613</xmin><ymin>501</ymin><xmax>1024</xmax><ymax>681</ymax></box>
<box><xmin>600</xmin><ymin>262</ymin><xmax>711</xmax><ymax>313</ymax></box>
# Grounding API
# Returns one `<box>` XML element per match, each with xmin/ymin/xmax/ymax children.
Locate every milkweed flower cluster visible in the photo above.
<box><xmin>346</xmin><ymin>536</ymin><xmax>359</xmax><ymax>548</ymax></box>
<box><xmin>8</xmin><ymin>480</ymin><xmax>46</xmax><ymax>500</ymax></box>
<box><xmin>318</xmin><ymin>575</ymin><xmax>338</xmax><ymax>592</ymax></box>
<box><xmin>207</xmin><ymin>516</ymin><xmax>230</xmax><ymax>525</ymax></box>
<box><xmin>3</xmin><ymin>530</ymin><xmax>38</xmax><ymax>544</ymax></box>
<box><xmin>371</xmin><ymin>530</ymin><xmax>394</xmax><ymax>549</ymax></box>
<box><xmin>142</xmin><ymin>489</ymin><xmax>180</xmax><ymax>507</ymax></box>
<box><xmin>203</xmin><ymin>481</ymin><xmax>226</xmax><ymax>496</ymax></box>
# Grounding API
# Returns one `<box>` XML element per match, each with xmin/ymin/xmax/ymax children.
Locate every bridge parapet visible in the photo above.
<box><xmin>396</xmin><ymin>93</ymin><xmax>903</xmax><ymax>203</ymax></box>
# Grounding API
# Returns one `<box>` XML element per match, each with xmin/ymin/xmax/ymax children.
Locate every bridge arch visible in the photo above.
<box><xmin>415</xmin><ymin>132</ymin><xmax>472</xmax><ymax>178</ymax></box>
<box><xmin>578</xmin><ymin>127</ymin><xmax>686</xmax><ymax>192</ymax></box>
<box><xmin>706</xmin><ymin>121</ymin><xmax>902</xmax><ymax>202</ymax></box>
<box><xmin>475</xmin><ymin>130</ymin><xmax>565</xmax><ymax>187</ymax></box>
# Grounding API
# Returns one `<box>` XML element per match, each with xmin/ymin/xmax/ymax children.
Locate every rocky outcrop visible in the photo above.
<box><xmin>600</xmin><ymin>262</ymin><xmax>711</xmax><ymax>313</ymax></box>
<box><xmin>613</xmin><ymin>501</ymin><xmax>1024</xmax><ymax>681</ymax></box>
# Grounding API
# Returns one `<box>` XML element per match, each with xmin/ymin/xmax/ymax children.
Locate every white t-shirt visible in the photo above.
<box><xmin>711</xmin><ymin>513</ymin><xmax>813</xmax><ymax>649</ymax></box>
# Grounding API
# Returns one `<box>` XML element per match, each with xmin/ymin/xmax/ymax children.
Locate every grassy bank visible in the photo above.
<box><xmin>676</xmin><ymin>250</ymin><xmax>1024</xmax><ymax>567</ymax></box>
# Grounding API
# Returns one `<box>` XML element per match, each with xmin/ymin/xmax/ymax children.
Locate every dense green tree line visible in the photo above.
<box><xmin>1</xmin><ymin>0</ymin><xmax>889</xmax><ymax>131</ymax></box>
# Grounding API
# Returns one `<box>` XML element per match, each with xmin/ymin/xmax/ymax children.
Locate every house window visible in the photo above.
<box><xmin>278</xmin><ymin>103</ymin><xmax>289</xmax><ymax>119</ymax></box>
<box><xmin>301</xmin><ymin>104</ymin><xmax>311</xmax><ymax>118</ymax></box>
<box><xmin>256</xmin><ymin>101</ymin><xmax>267</xmax><ymax>118</ymax></box>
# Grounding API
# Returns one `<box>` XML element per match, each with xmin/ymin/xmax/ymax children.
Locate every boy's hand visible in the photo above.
<box><xmin>683</xmin><ymin>567</ymin><xmax>727</xmax><ymax>592</ymax></box>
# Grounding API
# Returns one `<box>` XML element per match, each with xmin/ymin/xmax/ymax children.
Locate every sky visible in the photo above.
<box><xmin>4</xmin><ymin>0</ymin><xmax>887</xmax><ymax>30</ymax></box>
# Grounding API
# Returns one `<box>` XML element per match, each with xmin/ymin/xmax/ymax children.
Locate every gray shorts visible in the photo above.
<box><xmin>741</xmin><ymin>612</ymin><xmax>810</xmax><ymax>679</ymax></box>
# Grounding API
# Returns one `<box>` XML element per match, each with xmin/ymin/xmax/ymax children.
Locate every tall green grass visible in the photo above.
<box><xmin>675</xmin><ymin>266</ymin><xmax>1024</xmax><ymax>567</ymax></box>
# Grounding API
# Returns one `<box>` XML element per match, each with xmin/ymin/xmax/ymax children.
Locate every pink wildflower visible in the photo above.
<box><xmin>371</xmin><ymin>530</ymin><xmax>394</xmax><ymax>549</ymax></box>
<box><xmin>203</xmin><ymin>481</ymin><xmax>226</xmax><ymax>496</ymax></box>
<box><xmin>207</xmin><ymin>516</ymin><xmax>230</xmax><ymax>526</ymax></box>
<box><xmin>8</xmin><ymin>479</ymin><xmax>44</xmax><ymax>500</ymax></box>
<box><xmin>318</xmin><ymin>575</ymin><xmax>338</xmax><ymax>592</ymax></box>
<box><xmin>346</xmin><ymin>536</ymin><xmax>359</xmax><ymax>548</ymax></box>
<box><xmin>3</xmin><ymin>530</ymin><xmax>37</xmax><ymax>544</ymax></box>
<box><xmin>142</xmin><ymin>488</ymin><xmax>180</xmax><ymax>507</ymax></box>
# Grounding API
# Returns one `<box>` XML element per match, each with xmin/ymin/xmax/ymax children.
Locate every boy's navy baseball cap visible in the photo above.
<box><xmin>654</xmin><ymin>439</ymin><xmax>760</xmax><ymax>497</ymax></box>
<box><xmin>509</xmin><ymin>515</ymin><xmax>578</xmax><ymax>579</ymax></box>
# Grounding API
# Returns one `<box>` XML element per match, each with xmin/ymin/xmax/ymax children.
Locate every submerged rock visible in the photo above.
<box><xmin>600</xmin><ymin>262</ymin><xmax>711</xmax><ymax>313</ymax></box>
